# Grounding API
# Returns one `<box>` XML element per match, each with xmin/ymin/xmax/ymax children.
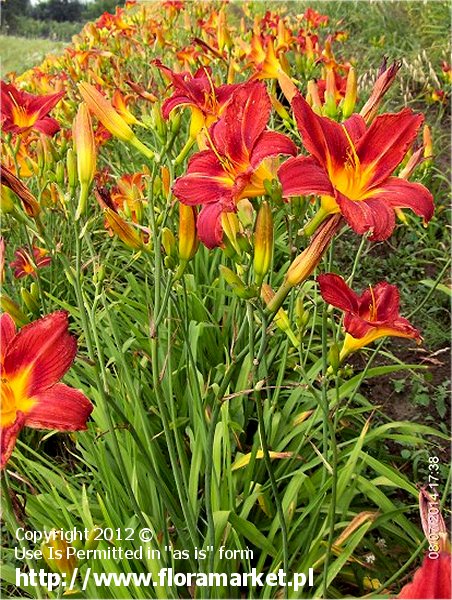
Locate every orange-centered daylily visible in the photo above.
<box><xmin>172</xmin><ymin>81</ymin><xmax>297</xmax><ymax>248</ymax></box>
<box><xmin>1</xmin><ymin>311</ymin><xmax>93</xmax><ymax>468</ymax></box>
<box><xmin>10</xmin><ymin>245</ymin><xmax>51</xmax><ymax>279</ymax></box>
<box><xmin>317</xmin><ymin>273</ymin><xmax>421</xmax><ymax>361</ymax></box>
<box><xmin>278</xmin><ymin>94</ymin><xmax>434</xmax><ymax>240</ymax></box>
<box><xmin>1</xmin><ymin>82</ymin><xmax>64</xmax><ymax>136</ymax></box>
<box><xmin>155</xmin><ymin>60</ymin><xmax>239</xmax><ymax>138</ymax></box>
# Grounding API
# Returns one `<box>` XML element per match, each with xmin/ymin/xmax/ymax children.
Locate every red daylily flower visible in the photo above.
<box><xmin>278</xmin><ymin>94</ymin><xmax>434</xmax><ymax>240</ymax></box>
<box><xmin>156</xmin><ymin>61</ymin><xmax>238</xmax><ymax>136</ymax></box>
<box><xmin>0</xmin><ymin>311</ymin><xmax>93</xmax><ymax>468</ymax></box>
<box><xmin>10</xmin><ymin>246</ymin><xmax>51</xmax><ymax>279</ymax></box>
<box><xmin>302</xmin><ymin>7</ymin><xmax>329</xmax><ymax>29</ymax></box>
<box><xmin>1</xmin><ymin>82</ymin><xmax>64</xmax><ymax>136</ymax></box>
<box><xmin>172</xmin><ymin>81</ymin><xmax>297</xmax><ymax>248</ymax></box>
<box><xmin>398</xmin><ymin>553</ymin><xmax>451</xmax><ymax>599</ymax></box>
<box><xmin>317</xmin><ymin>273</ymin><xmax>420</xmax><ymax>360</ymax></box>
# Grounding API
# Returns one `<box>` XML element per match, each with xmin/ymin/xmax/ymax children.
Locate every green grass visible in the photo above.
<box><xmin>0</xmin><ymin>35</ymin><xmax>66</xmax><ymax>77</ymax></box>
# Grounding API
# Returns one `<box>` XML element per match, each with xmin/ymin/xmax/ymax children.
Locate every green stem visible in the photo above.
<box><xmin>266</xmin><ymin>280</ymin><xmax>292</xmax><ymax>314</ymax></box>
<box><xmin>247</xmin><ymin>304</ymin><xmax>289</xmax><ymax>596</ymax></box>
<box><xmin>407</xmin><ymin>258</ymin><xmax>450</xmax><ymax>319</ymax></box>
<box><xmin>303</xmin><ymin>206</ymin><xmax>329</xmax><ymax>237</ymax></box>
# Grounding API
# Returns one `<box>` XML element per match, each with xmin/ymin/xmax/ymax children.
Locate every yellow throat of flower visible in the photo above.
<box><xmin>11</xmin><ymin>105</ymin><xmax>38</xmax><ymax>130</ymax></box>
<box><xmin>1</xmin><ymin>368</ymin><xmax>36</xmax><ymax>427</ymax></box>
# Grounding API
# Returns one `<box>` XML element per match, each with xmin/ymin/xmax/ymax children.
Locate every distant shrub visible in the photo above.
<box><xmin>6</xmin><ymin>16</ymin><xmax>82</xmax><ymax>41</ymax></box>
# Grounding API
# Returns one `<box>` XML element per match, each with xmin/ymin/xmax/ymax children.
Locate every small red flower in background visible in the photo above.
<box><xmin>10</xmin><ymin>246</ymin><xmax>51</xmax><ymax>279</ymax></box>
<box><xmin>278</xmin><ymin>94</ymin><xmax>434</xmax><ymax>240</ymax></box>
<box><xmin>173</xmin><ymin>81</ymin><xmax>297</xmax><ymax>248</ymax></box>
<box><xmin>1</xmin><ymin>82</ymin><xmax>64</xmax><ymax>136</ymax></box>
<box><xmin>302</xmin><ymin>7</ymin><xmax>329</xmax><ymax>29</ymax></box>
<box><xmin>317</xmin><ymin>273</ymin><xmax>420</xmax><ymax>360</ymax></box>
<box><xmin>0</xmin><ymin>311</ymin><xmax>93</xmax><ymax>468</ymax></box>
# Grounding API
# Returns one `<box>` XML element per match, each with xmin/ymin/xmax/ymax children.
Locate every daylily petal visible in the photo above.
<box><xmin>27</xmin><ymin>90</ymin><xmax>65</xmax><ymax>118</ymax></box>
<box><xmin>371</xmin><ymin>177</ymin><xmax>434</xmax><ymax>223</ymax></box>
<box><xmin>358</xmin><ymin>282</ymin><xmax>400</xmax><ymax>322</ymax></box>
<box><xmin>0</xmin><ymin>413</ymin><xmax>26</xmax><ymax>469</ymax></box>
<box><xmin>336</xmin><ymin>192</ymin><xmax>395</xmax><ymax>240</ymax></box>
<box><xmin>25</xmin><ymin>383</ymin><xmax>93</xmax><ymax>431</ymax></box>
<box><xmin>162</xmin><ymin>95</ymin><xmax>193</xmax><ymax>119</ymax></box>
<box><xmin>1</xmin><ymin>313</ymin><xmax>16</xmax><ymax>364</ymax></box>
<box><xmin>317</xmin><ymin>274</ymin><xmax>360</xmax><ymax>313</ymax></box>
<box><xmin>212</xmin><ymin>81</ymin><xmax>271</xmax><ymax>163</ymax></box>
<box><xmin>3</xmin><ymin>311</ymin><xmax>77</xmax><ymax>395</ymax></box>
<box><xmin>357</xmin><ymin>108</ymin><xmax>424</xmax><ymax>187</ymax></box>
<box><xmin>278</xmin><ymin>156</ymin><xmax>334</xmax><ymax>198</ymax></box>
<box><xmin>197</xmin><ymin>202</ymin><xmax>225</xmax><ymax>249</ymax></box>
<box><xmin>32</xmin><ymin>116</ymin><xmax>61</xmax><ymax>136</ymax></box>
<box><xmin>250</xmin><ymin>131</ymin><xmax>297</xmax><ymax>169</ymax></box>
<box><xmin>343</xmin><ymin>114</ymin><xmax>367</xmax><ymax>144</ymax></box>
<box><xmin>343</xmin><ymin>313</ymin><xmax>375</xmax><ymax>339</ymax></box>
<box><xmin>291</xmin><ymin>93</ymin><xmax>349</xmax><ymax>172</ymax></box>
<box><xmin>398</xmin><ymin>553</ymin><xmax>451</xmax><ymax>599</ymax></box>
<box><xmin>173</xmin><ymin>150</ymin><xmax>232</xmax><ymax>206</ymax></box>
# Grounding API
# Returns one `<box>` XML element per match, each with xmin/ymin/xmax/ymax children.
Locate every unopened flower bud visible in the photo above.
<box><xmin>162</xmin><ymin>227</ymin><xmax>177</xmax><ymax>258</ymax></box>
<box><xmin>41</xmin><ymin>531</ymin><xmax>77</xmax><ymax>577</ymax></box>
<box><xmin>79</xmin><ymin>82</ymin><xmax>154</xmax><ymax>159</ymax></box>
<box><xmin>253</xmin><ymin>201</ymin><xmax>273</xmax><ymax>287</ymax></box>
<box><xmin>73</xmin><ymin>103</ymin><xmax>96</xmax><ymax>219</ymax></box>
<box><xmin>307</xmin><ymin>80</ymin><xmax>322</xmax><ymax>115</ymax></box>
<box><xmin>178</xmin><ymin>204</ymin><xmax>198</xmax><ymax>262</ymax></box>
<box><xmin>66</xmin><ymin>147</ymin><xmax>77</xmax><ymax>191</ymax></box>
<box><xmin>323</xmin><ymin>70</ymin><xmax>338</xmax><ymax>118</ymax></box>
<box><xmin>423</xmin><ymin>125</ymin><xmax>433</xmax><ymax>164</ymax></box>
<box><xmin>360</xmin><ymin>59</ymin><xmax>401</xmax><ymax>124</ymax></box>
<box><xmin>55</xmin><ymin>161</ymin><xmax>65</xmax><ymax>187</ymax></box>
<box><xmin>161</xmin><ymin>166</ymin><xmax>171</xmax><ymax>197</ymax></box>
<box><xmin>286</xmin><ymin>215</ymin><xmax>341</xmax><ymax>287</ymax></box>
<box><xmin>328</xmin><ymin>343</ymin><xmax>340</xmax><ymax>374</ymax></box>
<box><xmin>342</xmin><ymin>67</ymin><xmax>357</xmax><ymax>119</ymax></box>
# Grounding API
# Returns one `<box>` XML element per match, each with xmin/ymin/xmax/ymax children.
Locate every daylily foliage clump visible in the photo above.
<box><xmin>1</xmin><ymin>1</ymin><xmax>449</xmax><ymax>599</ymax></box>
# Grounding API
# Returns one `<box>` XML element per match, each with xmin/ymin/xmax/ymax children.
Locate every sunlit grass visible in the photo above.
<box><xmin>0</xmin><ymin>35</ymin><xmax>65</xmax><ymax>77</ymax></box>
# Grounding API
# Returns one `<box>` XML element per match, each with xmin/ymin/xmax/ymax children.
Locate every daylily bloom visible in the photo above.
<box><xmin>317</xmin><ymin>273</ymin><xmax>421</xmax><ymax>361</ymax></box>
<box><xmin>111</xmin><ymin>172</ymin><xmax>147</xmax><ymax>222</ymax></box>
<box><xmin>172</xmin><ymin>81</ymin><xmax>297</xmax><ymax>248</ymax></box>
<box><xmin>1</xmin><ymin>311</ymin><xmax>93</xmax><ymax>468</ymax></box>
<box><xmin>302</xmin><ymin>7</ymin><xmax>329</xmax><ymax>29</ymax></box>
<box><xmin>1</xmin><ymin>82</ymin><xmax>64</xmax><ymax>136</ymax></box>
<box><xmin>278</xmin><ymin>94</ymin><xmax>434</xmax><ymax>240</ymax></box>
<box><xmin>10</xmin><ymin>245</ymin><xmax>51</xmax><ymax>279</ymax></box>
<box><xmin>155</xmin><ymin>61</ymin><xmax>238</xmax><ymax>138</ymax></box>
<box><xmin>246</xmin><ymin>35</ymin><xmax>298</xmax><ymax>102</ymax></box>
<box><xmin>95</xmin><ymin>185</ymin><xmax>146</xmax><ymax>250</ymax></box>
<box><xmin>398</xmin><ymin>553</ymin><xmax>451</xmax><ymax>599</ymax></box>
